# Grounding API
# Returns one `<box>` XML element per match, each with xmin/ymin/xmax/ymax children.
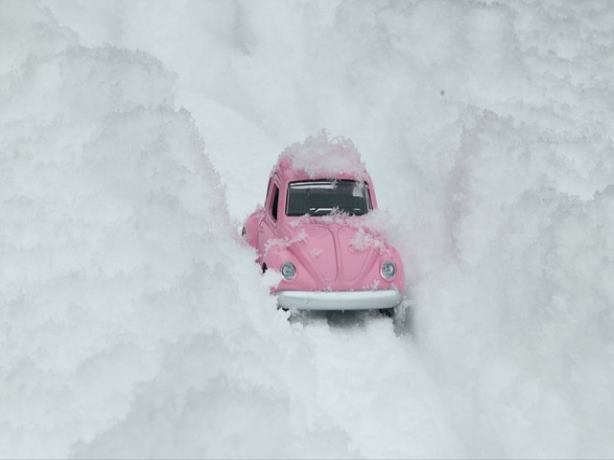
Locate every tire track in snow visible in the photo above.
<box><xmin>289</xmin><ymin>312</ymin><xmax>461</xmax><ymax>457</ymax></box>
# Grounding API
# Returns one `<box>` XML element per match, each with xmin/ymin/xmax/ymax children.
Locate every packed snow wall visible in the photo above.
<box><xmin>3</xmin><ymin>0</ymin><xmax>614</xmax><ymax>458</ymax></box>
<box><xmin>0</xmin><ymin>3</ymin><xmax>344</xmax><ymax>457</ymax></box>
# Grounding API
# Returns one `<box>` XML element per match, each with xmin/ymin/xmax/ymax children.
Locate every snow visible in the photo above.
<box><xmin>2</xmin><ymin>0</ymin><xmax>614</xmax><ymax>458</ymax></box>
<box><xmin>264</xmin><ymin>229</ymin><xmax>308</xmax><ymax>256</ymax></box>
<box><xmin>277</xmin><ymin>131</ymin><xmax>369</xmax><ymax>180</ymax></box>
<box><xmin>349</xmin><ymin>227</ymin><xmax>386</xmax><ymax>253</ymax></box>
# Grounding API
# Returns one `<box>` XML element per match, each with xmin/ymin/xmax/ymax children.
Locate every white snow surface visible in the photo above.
<box><xmin>2</xmin><ymin>0</ymin><xmax>614</xmax><ymax>458</ymax></box>
<box><xmin>278</xmin><ymin>132</ymin><xmax>370</xmax><ymax>180</ymax></box>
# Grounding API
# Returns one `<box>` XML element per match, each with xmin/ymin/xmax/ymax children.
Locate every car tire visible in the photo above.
<box><xmin>392</xmin><ymin>299</ymin><xmax>414</xmax><ymax>335</ymax></box>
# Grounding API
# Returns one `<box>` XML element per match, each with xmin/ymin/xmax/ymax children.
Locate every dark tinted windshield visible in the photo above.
<box><xmin>286</xmin><ymin>180</ymin><xmax>371</xmax><ymax>216</ymax></box>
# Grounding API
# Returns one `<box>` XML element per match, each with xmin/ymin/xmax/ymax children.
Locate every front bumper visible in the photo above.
<box><xmin>277</xmin><ymin>289</ymin><xmax>403</xmax><ymax>311</ymax></box>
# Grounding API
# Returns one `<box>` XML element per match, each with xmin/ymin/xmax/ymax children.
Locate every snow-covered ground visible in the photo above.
<box><xmin>1</xmin><ymin>0</ymin><xmax>614</xmax><ymax>457</ymax></box>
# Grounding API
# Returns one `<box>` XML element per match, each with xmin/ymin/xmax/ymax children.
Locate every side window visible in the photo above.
<box><xmin>265</xmin><ymin>177</ymin><xmax>271</xmax><ymax>202</ymax></box>
<box><xmin>270</xmin><ymin>184</ymin><xmax>279</xmax><ymax>221</ymax></box>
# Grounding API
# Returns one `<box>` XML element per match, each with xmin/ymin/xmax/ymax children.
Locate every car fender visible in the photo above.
<box><xmin>242</xmin><ymin>206</ymin><xmax>265</xmax><ymax>249</ymax></box>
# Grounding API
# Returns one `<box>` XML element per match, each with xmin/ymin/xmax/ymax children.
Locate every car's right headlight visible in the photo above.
<box><xmin>281</xmin><ymin>262</ymin><xmax>296</xmax><ymax>280</ymax></box>
<box><xmin>380</xmin><ymin>261</ymin><xmax>396</xmax><ymax>280</ymax></box>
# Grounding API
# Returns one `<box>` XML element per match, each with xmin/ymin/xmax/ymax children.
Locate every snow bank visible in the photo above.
<box><xmin>0</xmin><ymin>5</ymin><xmax>332</xmax><ymax>457</ymax></box>
<box><xmin>416</xmin><ymin>115</ymin><xmax>614</xmax><ymax>457</ymax></box>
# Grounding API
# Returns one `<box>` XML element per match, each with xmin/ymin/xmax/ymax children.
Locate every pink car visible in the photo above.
<box><xmin>243</xmin><ymin>135</ymin><xmax>405</xmax><ymax>312</ymax></box>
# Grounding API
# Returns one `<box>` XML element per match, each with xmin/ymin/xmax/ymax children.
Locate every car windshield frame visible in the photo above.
<box><xmin>285</xmin><ymin>179</ymin><xmax>372</xmax><ymax>217</ymax></box>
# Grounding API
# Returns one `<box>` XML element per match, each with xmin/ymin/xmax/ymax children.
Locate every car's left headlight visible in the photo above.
<box><xmin>281</xmin><ymin>262</ymin><xmax>296</xmax><ymax>280</ymax></box>
<box><xmin>380</xmin><ymin>261</ymin><xmax>396</xmax><ymax>280</ymax></box>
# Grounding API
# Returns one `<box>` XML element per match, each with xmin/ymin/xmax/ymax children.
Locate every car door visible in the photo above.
<box><xmin>258</xmin><ymin>176</ymin><xmax>281</xmax><ymax>264</ymax></box>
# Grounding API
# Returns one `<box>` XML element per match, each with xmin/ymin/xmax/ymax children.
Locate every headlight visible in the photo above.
<box><xmin>380</xmin><ymin>261</ymin><xmax>396</xmax><ymax>280</ymax></box>
<box><xmin>281</xmin><ymin>262</ymin><xmax>296</xmax><ymax>280</ymax></box>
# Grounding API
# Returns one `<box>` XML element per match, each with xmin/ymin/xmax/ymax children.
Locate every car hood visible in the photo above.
<box><xmin>279</xmin><ymin>221</ymin><xmax>392</xmax><ymax>287</ymax></box>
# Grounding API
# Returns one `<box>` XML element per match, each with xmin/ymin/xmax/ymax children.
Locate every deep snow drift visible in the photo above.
<box><xmin>2</xmin><ymin>0</ymin><xmax>614</xmax><ymax>458</ymax></box>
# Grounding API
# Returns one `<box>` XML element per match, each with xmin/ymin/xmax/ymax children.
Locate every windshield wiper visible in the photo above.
<box><xmin>309</xmin><ymin>207</ymin><xmax>334</xmax><ymax>215</ymax></box>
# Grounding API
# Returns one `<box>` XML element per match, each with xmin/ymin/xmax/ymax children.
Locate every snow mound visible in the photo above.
<box><xmin>416</xmin><ymin>111</ymin><xmax>614</xmax><ymax>457</ymax></box>
<box><xmin>0</xmin><ymin>7</ymin><xmax>348</xmax><ymax>457</ymax></box>
<box><xmin>276</xmin><ymin>131</ymin><xmax>369</xmax><ymax>180</ymax></box>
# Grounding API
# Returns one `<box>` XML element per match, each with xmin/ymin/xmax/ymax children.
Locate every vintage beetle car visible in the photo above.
<box><xmin>242</xmin><ymin>135</ymin><xmax>405</xmax><ymax>312</ymax></box>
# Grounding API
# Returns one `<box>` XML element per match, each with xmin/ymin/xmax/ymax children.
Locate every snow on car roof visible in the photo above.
<box><xmin>275</xmin><ymin>131</ymin><xmax>371</xmax><ymax>182</ymax></box>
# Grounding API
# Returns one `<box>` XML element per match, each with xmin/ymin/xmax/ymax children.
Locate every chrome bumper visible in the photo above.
<box><xmin>277</xmin><ymin>289</ymin><xmax>403</xmax><ymax>311</ymax></box>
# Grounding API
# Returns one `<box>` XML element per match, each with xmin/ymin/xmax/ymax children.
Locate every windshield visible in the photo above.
<box><xmin>286</xmin><ymin>180</ymin><xmax>371</xmax><ymax>216</ymax></box>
